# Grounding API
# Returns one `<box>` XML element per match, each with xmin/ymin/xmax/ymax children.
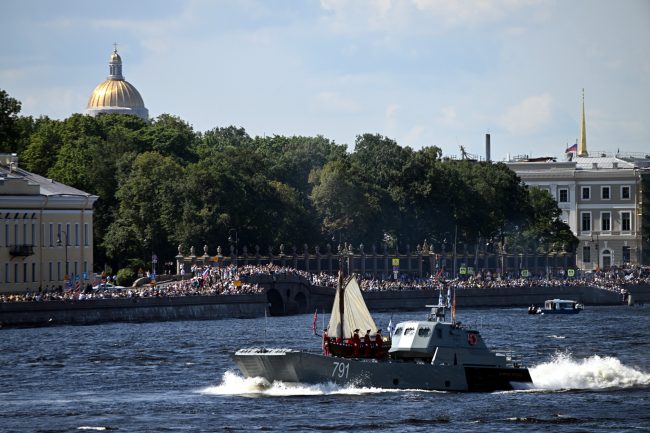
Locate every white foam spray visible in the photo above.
<box><xmin>201</xmin><ymin>356</ymin><xmax>650</xmax><ymax>396</ymax></box>
<box><xmin>530</xmin><ymin>353</ymin><xmax>650</xmax><ymax>390</ymax></box>
<box><xmin>200</xmin><ymin>370</ymin><xmax>441</xmax><ymax>396</ymax></box>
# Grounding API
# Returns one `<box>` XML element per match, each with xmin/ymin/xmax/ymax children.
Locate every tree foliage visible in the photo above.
<box><xmin>1</xmin><ymin>89</ymin><xmax>575</xmax><ymax>271</ymax></box>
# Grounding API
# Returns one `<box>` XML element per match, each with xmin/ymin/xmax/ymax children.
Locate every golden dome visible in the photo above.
<box><xmin>86</xmin><ymin>47</ymin><xmax>148</xmax><ymax>120</ymax></box>
<box><xmin>110</xmin><ymin>49</ymin><xmax>122</xmax><ymax>63</ymax></box>
<box><xmin>87</xmin><ymin>79</ymin><xmax>146</xmax><ymax>109</ymax></box>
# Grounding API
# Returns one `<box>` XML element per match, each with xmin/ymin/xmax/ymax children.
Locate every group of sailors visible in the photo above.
<box><xmin>322</xmin><ymin>328</ymin><xmax>385</xmax><ymax>358</ymax></box>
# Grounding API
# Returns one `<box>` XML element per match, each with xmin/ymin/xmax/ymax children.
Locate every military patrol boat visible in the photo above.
<box><xmin>231</xmin><ymin>276</ymin><xmax>532</xmax><ymax>392</ymax></box>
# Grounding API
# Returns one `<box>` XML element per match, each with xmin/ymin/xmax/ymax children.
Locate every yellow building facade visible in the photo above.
<box><xmin>0</xmin><ymin>154</ymin><xmax>98</xmax><ymax>293</ymax></box>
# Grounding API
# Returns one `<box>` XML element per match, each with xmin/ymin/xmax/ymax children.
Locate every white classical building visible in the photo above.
<box><xmin>507</xmin><ymin>156</ymin><xmax>643</xmax><ymax>270</ymax></box>
<box><xmin>0</xmin><ymin>154</ymin><xmax>98</xmax><ymax>292</ymax></box>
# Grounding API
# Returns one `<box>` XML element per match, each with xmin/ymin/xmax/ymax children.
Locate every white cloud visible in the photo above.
<box><xmin>319</xmin><ymin>0</ymin><xmax>546</xmax><ymax>33</ymax></box>
<box><xmin>499</xmin><ymin>93</ymin><xmax>553</xmax><ymax>135</ymax></box>
<box><xmin>438</xmin><ymin>106</ymin><xmax>461</xmax><ymax>127</ymax></box>
<box><xmin>385</xmin><ymin>103</ymin><xmax>399</xmax><ymax>128</ymax></box>
<box><xmin>404</xmin><ymin>125</ymin><xmax>426</xmax><ymax>145</ymax></box>
<box><xmin>314</xmin><ymin>91</ymin><xmax>360</xmax><ymax>113</ymax></box>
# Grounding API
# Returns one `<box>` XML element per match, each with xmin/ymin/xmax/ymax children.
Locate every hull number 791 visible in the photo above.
<box><xmin>332</xmin><ymin>361</ymin><xmax>350</xmax><ymax>379</ymax></box>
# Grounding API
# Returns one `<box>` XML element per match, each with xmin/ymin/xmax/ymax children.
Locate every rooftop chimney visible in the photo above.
<box><xmin>485</xmin><ymin>134</ymin><xmax>491</xmax><ymax>162</ymax></box>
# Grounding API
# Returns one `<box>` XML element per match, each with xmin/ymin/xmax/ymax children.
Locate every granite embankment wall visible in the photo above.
<box><xmin>0</xmin><ymin>294</ymin><xmax>268</xmax><ymax>328</ymax></box>
<box><xmin>2</xmin><ymin>278</ymin><xmax>648</xmax><ymax>328</ymax></box>
<box><xmin>292</xmin><ymin>279</ymin><xmax>650</xmax><ymax>312</ymax></box>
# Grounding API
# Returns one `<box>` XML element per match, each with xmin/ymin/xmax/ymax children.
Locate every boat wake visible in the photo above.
<box><xmin>529</xmin><ymin>353</ymin><xmax>650</xmax><ymax>391</ymax></box>
<box><xmin>200</xmin><ymin>371</ymin><xmax>443</xmax><ymax>396</ymax></box>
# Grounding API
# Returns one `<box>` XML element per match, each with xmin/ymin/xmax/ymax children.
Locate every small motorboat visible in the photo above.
<box><xmin>529</xmin><ymin>299</ymin><xmax>584</xmax><ymax>315</ymax></box>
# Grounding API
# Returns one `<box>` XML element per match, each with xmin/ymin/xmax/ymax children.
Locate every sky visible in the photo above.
<box><xmin>1</xmin><ymin>0</ymin><xmax>649</xmax><ymax>161</ymax></box>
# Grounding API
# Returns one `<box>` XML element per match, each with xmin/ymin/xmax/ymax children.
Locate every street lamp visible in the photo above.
<box><xmin>228</xmin><ymin>228</ymin><xmax>239</xmax><ymax>267</ymax></box>
<box><xmin>56</xmin><ymin>229</ymin><xmax>69</xmax><ymax>280</ymax></box>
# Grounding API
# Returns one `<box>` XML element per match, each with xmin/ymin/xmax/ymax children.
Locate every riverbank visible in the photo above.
<box><xmin>2</xmin><ymin>282</ymin><xmax>648</xmax><ymax>328</ymax></box>
<box><xmin>0</xmin><ymin>294</ymin><xmax>268</xmax><ymax>328</ymax></box>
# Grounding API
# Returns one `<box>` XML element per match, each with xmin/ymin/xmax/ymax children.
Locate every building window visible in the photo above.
<box><xmin>601</xmin><ymin>212</ymin><xmax>611</xmax><ymax>231</ymax></box>
<box><xmin>583</xmin><ymin>246</ymin><xmax>591</xmax><ymax>263</ymax></box>
<box><xmin>622</xmin><ymin>246</ymin><xmax>631</xmax><ymax>264</ymax></box>
<box><xmin>4</xmin><ymin>263</ymin><xmax>8</xmax><ymax>283</ymax></box>
<box><xmin>32</xmin><ymin>263</ymin><xmax>36</xmax><ymax>282</ymax></box>
<box><xmin>57</xmin><ymin>223</ymin><xmax>62</xmax><ymax>242</ymax></box>
<box><xmin>14</xmin><ymin>263</ymin><xmax>19</xmax><ymax>283</ymax></box>
<box><xmin>621</xmin><ymin>212</ymin><xmax>631</xmax><ymax>232</ymax></box>
<box><xmin>49</xmin><ymin>262</ymin><xmax>53</xmax><ymax>281</ymax></box>
<box><xmin>621</xmin><ymin>186</ymin><xmax>631</xmax><ymax>200</ymax></box>
<box><xmin>581</xmin><ymin>212</ymin><xmax>591</xmax><ymax>232</ymax></box>
<box><xmin>84</xmin><ymin>223</ymin><xmax>89</xmax><ymax>246</ymax></box>
<box><xmin>602</xmin><ymin>186</ymin><xmax>610</xmax><ymax>200</ymax></box>
<box><xmin>75</xmin><ymin>223</ymin><xmax>79</xmax><ymax>246</ymax></box>
<box><xmin>49</xmin><ymin>223</ymin><xmax>54</xmax><ymax>247</ymax></box>
<box><xmin>57</xmin><ymin>262</ymin><xmax>61</xmax><ymax>281</ymax></box>
<box><xmin>581</xmin><ymin>186</ymin><xmax>591</xmax><ymax>200</ymax></box>
<box><xmin>31</xmin><ymin>223</ymin><xmax>35</xmax><ymax>246</ymax></box>
<box><xmin>23</xmin><ymin>263</ymin><xmax>28</xmax><ymax>283</ymax></box>
<box><xmin>66</xmin><ymin>224</ymin><xmax>71</xmax><ymax>245</ymax></box>
<box><xmin>558</xmin><ymin>188</ymin><xmax>569</xmax><ymax>203</ymax></box>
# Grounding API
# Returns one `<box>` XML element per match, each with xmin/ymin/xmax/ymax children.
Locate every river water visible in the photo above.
<box><xmin>1</xmin><ymin>305</ymin><xmax>649</xmax><ymax>432</ymax></box>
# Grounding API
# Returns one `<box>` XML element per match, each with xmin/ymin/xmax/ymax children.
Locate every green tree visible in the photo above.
<box><xmin>21</xmin><ymin>118</ymin><xmax>63</xmax><ymax>174</ymax></box>
<box><xmin>309</xmin><ymin>158</ymin><xmax>382</xmax><ymax>244</ymax></box>
<box><xmin>104</xmin><ymin>152</ymin><xmax>185</xmax><ymax>267</ymax></box>
<box><xmin>0</xmin><ymin>89</ymin><xmax>24</xmax><ymax>153</ymax></box>
<box><xmin>140</xmin><ymin>114</ymin><xmax>198</xmax><ymax>162</ymax></box>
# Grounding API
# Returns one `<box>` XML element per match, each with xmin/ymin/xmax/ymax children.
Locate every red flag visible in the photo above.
<box><xmin>312</xmin><ymin>309</ymin><xmax>318</xmax><ymax>335</ymax></box>
<box><xmin>451</xmin><ymin>287</ymin><xmax>457</xmax><ymax>322</ymax></box>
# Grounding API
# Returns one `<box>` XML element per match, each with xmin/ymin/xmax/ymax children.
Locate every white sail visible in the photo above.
<box><xmin>327</xmin><ymin>276</ymin><xmax>378</xmax><ymax>339</ymax></box>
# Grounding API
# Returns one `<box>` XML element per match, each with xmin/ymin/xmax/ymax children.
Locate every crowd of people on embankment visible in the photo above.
<box><xmin>2</xmin><ymin>262</ymin><xmax>649</xmax><ymax>303</ymax></box>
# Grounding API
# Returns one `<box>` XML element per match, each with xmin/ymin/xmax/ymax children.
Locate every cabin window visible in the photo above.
<box><xmin>394</xmin><ymin>327</ymin><xmax>403</xmax><ymax>336</ymax></box>
<box><xmin>404</xmin><ymin>327</ymin><xmax>415</xmax><ymax>336</ymax></box>
<box><xmin>418</xmin><ymin>327</ymin><xmax>430</xmax><ymax>337</ymax></box>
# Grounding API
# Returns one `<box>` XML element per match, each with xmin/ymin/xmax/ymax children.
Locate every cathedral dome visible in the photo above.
<box><xmin>86</xmin><ymin>48</ymin><xmax>149</xmax><ymax>120</ymax></box>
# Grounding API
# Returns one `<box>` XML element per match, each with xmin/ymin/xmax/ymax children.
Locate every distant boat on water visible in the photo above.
<box><xmin>528</xmin><ymin>299</ymin><xmax>584</xmax><ymax>315</ymax></box>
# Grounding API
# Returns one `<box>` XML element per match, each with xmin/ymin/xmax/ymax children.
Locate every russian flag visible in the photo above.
<box><xmin>565</xmin><ymin>143</ymin><xmax>578</xmax><ymax>153</ymax></box>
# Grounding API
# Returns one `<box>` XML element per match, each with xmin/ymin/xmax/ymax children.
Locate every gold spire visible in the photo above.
<box><xmin>578</xmin><ymin>89</ymin><xmax>588</xmax><ymax>157</ymax></box>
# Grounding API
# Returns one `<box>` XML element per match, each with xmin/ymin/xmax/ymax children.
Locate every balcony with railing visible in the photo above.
<box><xmin>9</xmin><ymin>244</ymin><xmax>34</xmax><ymax>257</ymax></box>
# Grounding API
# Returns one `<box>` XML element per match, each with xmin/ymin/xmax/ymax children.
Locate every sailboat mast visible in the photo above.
<box><xmin>338</xmin><ymin>269</ymin><xmax>345</xmax><ymax>338</ymax></box>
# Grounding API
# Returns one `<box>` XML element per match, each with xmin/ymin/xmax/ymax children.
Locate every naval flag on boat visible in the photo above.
<box><xmin>387</xmin><ymin>316</ymin><xmax>394</xmax><ymax>337</ymax></box>
<box><xmin>312</xmin><ymin>309</ymin><xmax>318</xmax><ymax>335</ymax></box>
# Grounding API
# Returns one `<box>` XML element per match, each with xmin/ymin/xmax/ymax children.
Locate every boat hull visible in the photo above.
<box><xmin>231</xmin><ymin>348</ymin><xmax>532</xmax><ymax>392</ymax></box>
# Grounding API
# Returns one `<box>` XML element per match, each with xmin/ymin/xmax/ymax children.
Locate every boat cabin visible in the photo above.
<box><xmin>387</xmin><ymin>305</ymin><xmax>510</xmax><ymax>368</ymax></box>
<box><xmin>544</xmin><ymin>299</ymin><xmax>583</xmax><ymax>312</ymax></box>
